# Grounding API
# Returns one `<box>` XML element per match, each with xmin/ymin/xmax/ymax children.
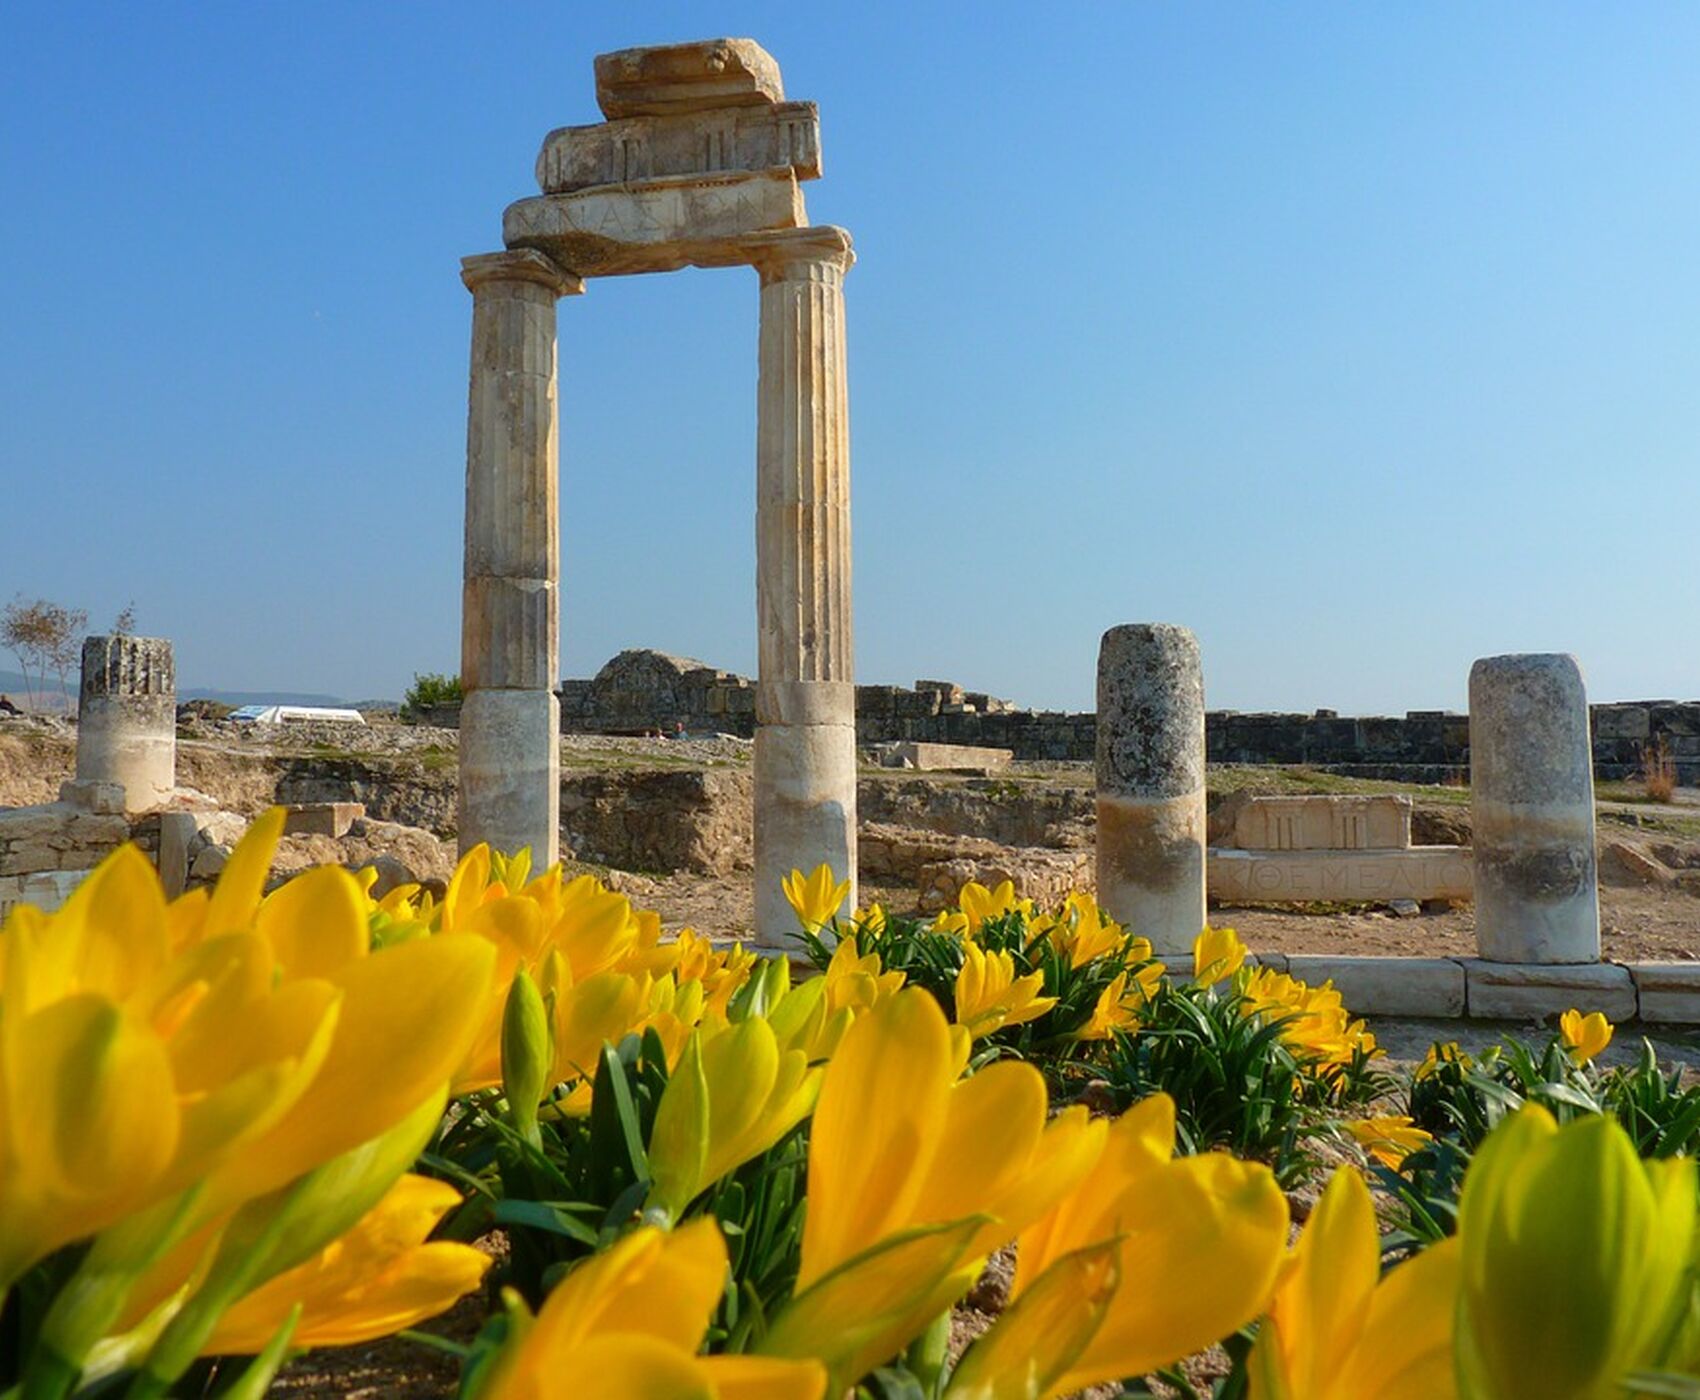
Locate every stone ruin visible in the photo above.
<box><xmin>457</xmin><ymin>40</ymin><xmax>858</xmax><ymax>942</ymax></box>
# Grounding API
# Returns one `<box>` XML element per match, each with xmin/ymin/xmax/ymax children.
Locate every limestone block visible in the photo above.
<box><xmin>1228</xmin><ymin>795</ymin><xmax>1412</xmax><ymax>852</ymax></box>
<box><xmin>1096</xmin><ymin>625</ymin><xmax>1207</xmax><ymax>955</ymax></box>
<box><xmin>538</xmin><ymin>101</ymin><xmax>820</xmax><ymax>193</ymax></box>
<box><xmin>191</xmin><ymin>844</ymin><xmax>230</xmax><ymax>881</ymax></box>
<box><xmin>595</xmin><ymin>39</ymin><xmax>784</xmax><ymax>119</ymax></box>
<box><xmin>459</xmin><ymin>689</ymin><xmax>560</xmax><ymax>867</ymax></box>
<box><xmin>0</xmin><ymin>804</ymin><xmax>77</xmax><ymax>842</ymax></box>
<box><xmin>1463</xmin><ymin>959</ymin><xmax>1636</xmax><ymax>1022</ymax></box>
<box><xmin>915</xmin><ymin>848</ymin><xmax>1094</xmax><ymax>916</ymax></box>
<box><xmin>504</xmin><ymin>171</ymin><xmax>806</xmax><ymax>278</ymax></box>
<box><xmin>282</xmin><ymin>802</ymin><xmax>365</xmax><ymax>839</ymax></box>
<box><xmin>58</xmin><ymin>778</ymin><xmax>126</xmax><ymax>814</ymax></box>
<box><xmin>1470</xmin><ymin>653</ymin><xmax>1600</xmax><ymax>963</ymax></box>
<box><xmin>1627</xmin><ymin>963</ymin><xmax>1700</xmax><ymax>1024</ymax></box>
<box><xmin>0</xmin><ymin>875</ymin><xmax>21</xmax><ymax>917</ymax></box>
<box><xmin>1592</xmin><ymin>705</ymin><xmax>1651</xmax><ymax>742</ymax></box>
<box><xmin>0</xmin><ymin>843</ymin><xmax>62</xmax><ymax>875</ymax></box>
<box><xmin>17</xmin><ymin>869</ymin><xmax>89</xmax><ymax>915</ymax></box>
<box><xmin>158</xmin><ymin>811</ymin><xmax>197</xmax><ymax>899</ymax></box>
<box><xmin>1208</xmin><ymin>848</ymin><xmax>1472</xmax><ymax>903</ymax></box>
<box><xmin>878</xmin><ymin>742</ymin><xmax>1012</xmax><ymax>773</ymax></box>
<box><xmin>1283</xmin><ymin>955</ymin><xmax>1466</xmax><ymax>1017</ymax></box>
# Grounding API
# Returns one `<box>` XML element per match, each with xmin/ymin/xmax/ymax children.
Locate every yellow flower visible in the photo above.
<box><xmin>1455</xmin><ymin>1107</ymin><xmax>1696</xmax><ymax>1399</ymax></box>
<box><xmin>200</xmin><ymin>1175</ymin><xmax>488</xmax><ymax>1354</ymax></box>
<box><xmin>953</xmin><ymin>944</ymin><xmax>1057</xmax><ymax>1040</ymax></box>
<box><xmin>647</xmin><ymin>1018</ymin><xmax>820</xmax><ymax>1220</ymax></box>
<box><xmin>1048</xmin><ymin>892</ymin><xmax>1130</xmax><ymax>969</ymax></box>
<box><xmin>1009</xmin><ymin>1094</ymin><xmax>1291</xmax><ymax>1396</ymax></box>
<box><xmin>1559</xmin><ymin>1008</ymin><xmax>1613</xmax><ymax>1065</ymax></box>
<box><xmin>852</xmin><ymin>903</ymin><xmax>888</xmax><ymax>937</ymax></box>
<box><xmin>481</xmin><ymin>1219</ymin><xmax>824</xmax><ymax>1400</ymax></box>
<box><xmin>957</xmin><ymin>880</ymin><xmax>1031</xmax><ymax>937</ymax></box>
<box><xmin>782</xmin><ymin>865</ymin><xmax>851</xmax><ymax>933</ymax></box>
<box><xmin>759</xmin><ymin>989</ymin><xmax>1102</xmax><ymax>1387</ymax></box>
<box><xmin>1415</xmin><ymin>1041</ymin><xmax>1471</xmax><ymax>1080</ymax></box>
<box><xmin>1073</xmin><ymin>971</ymin><xmax>1141</xmax><ymax>1042</ymax></box>
<box><xmin>1344</xmin><ymin>1115</ymin><xmax>1434</xmax><ymax>1170</ymax></box>
<box><xmin>1192</xmin><ymin>925</ymin><xmax>1247</xmax><ymax>987</ymax></box>
<box><xmin>1238</xmin><ymin>968</ymin><xmax>1377</xmax><ymax>1070</ymax></box>
<box><xmin>822</xmin><ymin>937</ymin><xmax>905</xmax><ymax>1015</ymax></box>
<box><xmin>1249</xmin><ymin>1168</ymin><xmax>1460</xmax><ymax>1400</ymax></box>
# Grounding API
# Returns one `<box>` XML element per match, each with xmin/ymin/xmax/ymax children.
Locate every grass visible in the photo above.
<box><xmin>1206</xmin><ymin>764</ymin><xmax>1472</xmax><ymax>805</ymax></box>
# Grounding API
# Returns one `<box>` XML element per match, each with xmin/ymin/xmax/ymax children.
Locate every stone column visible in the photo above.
<box><xmin>1469</xmin><ymin>653</ymin><xmax>1600</xmax><ymax>963</ymax></box>
<box><xmin>749</xmin><ymin>228</ymin><xmax>857</xmax><ymax>945</ymax></box>
<box><xmin>459</xmin><ymin>249</ymin><xmax>582</xmax><ymax>866</ymax></box>
<box><xmin>1096</xmin><ymin>624</ymin><xmax>1207</xmax><ymax>955</ymax></box>
<box><xmin>75</xmin><ymin>634</ymin><xmax>175</xmax><ymax>813</ymax></box>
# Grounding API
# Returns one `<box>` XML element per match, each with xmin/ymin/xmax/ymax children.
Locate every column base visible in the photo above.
<box><xmin>1096</xmin><ymin>790</ymin><xmax>1207</xmax><ymax>956</ymax></box>
<box><xmin>458</xmin><ymin>688</ymin><xmax>560</xmax><ymax>866</ymax></box>
<box><xmin>752</xmin><ymin>721</ymin><xmax>857</xmax><ymax>950</ymax></box>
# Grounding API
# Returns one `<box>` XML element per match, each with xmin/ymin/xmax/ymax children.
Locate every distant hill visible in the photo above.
<box><xmin>0</xmin><ymin>668</ymin><xmax>370</xmax><ymax>712</ymax></box>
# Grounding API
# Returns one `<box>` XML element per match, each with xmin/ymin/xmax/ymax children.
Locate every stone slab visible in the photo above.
<box><xmin>538</xmin><ymin>101</ymin><xmax>820</xmax><ymax>193</ymax></box>
<box><xmin>1283</xmin><ymin>955</ymin><xmax>1466</xmax><ymax>1017</ymax></box>
<box><xmin>878</xmin><ymin>741</ymin><xmax>1013</xmax><ymax>773</ymax></box>
<box><xmin>504</xmin><ymin>170</ymin><xmax>806</xmax><ymax>277</ymax></box>
<box><xmin>1228</xmin><ymin>795</ymin><xmax>1412</xmax><ymax>852</ymax></box>
<box><xmin>595</xmin><ymin>39</ymin><xmax>784</xmax><ymax>119</ymax></box>
<box><xmin>282</xmin><ymin>802</ymin><xmax>365</xmax><ymax>839</ymax></box>
<box><xmin>1463</xmin><ymin>959</ymin><xmax>1636</xmax><ymax>1021</ymax></box>
<box><xmin>58</xmin><ymin>778</ymin><xmax>126</xmax><ymax>815</ymax></box>
<box><xmin>158</xmin><ymin>811</ymin><xmax>197</xmax><ymax>899</ymax></box>
<box><xmin>1208</xmin><ymin>847</ymin><xmax>1472</xmax><ymax>903</ymax></box>
<box><xmin>1626</xmin><ymin>963</ymin><xmax>1700</xmax><ymax>1024</ymax></box>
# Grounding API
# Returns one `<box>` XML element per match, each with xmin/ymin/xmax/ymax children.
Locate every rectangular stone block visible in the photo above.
<box><xmin>1627</xmin><ymin>963</ymin><xmax>1700</xmax><ymax>1024</ymax></box>
<box><xmin>1230</xmin><ymin>795</ymin><xmax>1412</xmax><ymax>851</ymax></box>
<box><xmin>158</xmin><ymin>811</ymin><xmax>197</xmax><ymax>899</ymax></box>
<box><xmin>1208</xmin><ymin>847</ymin><xmax>1471</xmax><ymax>903</ymax></box>
<box><xmin>282</xmin><ymin>802</ymin><xmax>365</xmax><ymax>839</ymax></box>
<box><xmin>1283</xmin><ymin>955</ymin><xmax>1466</xmax><ymax>1017</ymax></box>
<box><xmin>503</xmin><ymin>170</ymin><xmax>805</xmax><ymax>277</ymax></box>
<box><xmin>595</xmin><ymin>39</ymin><xmax>784</xmax><ymax>120</ymax></box>
<box><xmin>1463</xmin><ymin>960</ymin><xmax>1637</xmax><ymax>1021</ymax></box>
<box><xmin>17</xmin><ymin>869</ymin><xmax>90</xmax><ymax>915</ymax></box>
<box><xmin>878</xmin><ymin>741</ymin><xmax>1013</xmax><ymax>773</ymax></box>
<box><xmin>538</xmin><ymin>101</ymin><xmax>820</xmax><ymax>193</ymax></box>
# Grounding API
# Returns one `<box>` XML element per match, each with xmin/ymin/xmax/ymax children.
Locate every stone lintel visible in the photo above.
<box><xmin>1626</xmin><ymin>963</ymin><xmax>1700</xmax><ymax>1024</ymax></box>
<box><xmin>1228</xmin><ymin>794</ymin><xmax>1412</xmax><ymax>852</ymax></box>
<box><xmin>1284</xmin><ymin>955</ymin><xmax>1467</xmax><ymax>1017</ymax></box>
<box><xmin>460</xmin><ymin>248</ymin><xmax>584</xmax><ymax>298</ymax></box>
<box><xmin>595</xmin><ymin>39</ymin><xmax>784</xmax><ymax>120</ymax></box>
<box><xmin>1463</xmin><ymin>959</ymin><xmax>1636</xmax><ymax>1022</ymax></box>
<box><xmin>537</xmin><ymin>101</ymin><xmax>821</xmax><ymax>193</ymax></box>
<box><xmin>503</xmin><ymin>172</ymin><xmax>812</xmax><ymax>278</ymax></box>
<box><xmin>1208</xmin><ymin>847</ymin><xmax>1472</xmax><ymax>903</ymax></box>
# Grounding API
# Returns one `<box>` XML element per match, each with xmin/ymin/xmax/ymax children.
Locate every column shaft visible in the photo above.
<box><xmin>458</xmin><ymin>250</ymin><xmax>580</xmax><ymax>866</ymax></box>
<box><xmin>751</xmin><ymin>232</ymin><xmax>857</xmax><ymax>944</ymax></box>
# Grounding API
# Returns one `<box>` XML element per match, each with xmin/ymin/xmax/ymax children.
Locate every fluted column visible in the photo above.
<box><xmin>750</xmin><ymin>227</ymin><xmax>857</xmax><ymax>945</ymax></box>
<box><xmin>459</xmin><ymin>249</ymin><xmax>582</xmax><ymax>865</ymax></box>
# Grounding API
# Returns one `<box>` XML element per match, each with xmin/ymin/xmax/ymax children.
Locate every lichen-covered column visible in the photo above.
<box><xmin>750</xmin><ymin>228</ymin><xmax>857</xmax><ymax>945</ymax></box>
<box><xmin>1469</xmin><ymin>653</ymin><xmax>1600</xmax><ymax>963</ymax></box>
<box><xmin>75</xmin><ymin>634</ymin><xmax>175</xmax><ymax>812</ymax></box>
<box><xmin>1096</xmin><ymin>624</ymin><xmax>1207</xmax><ymax>955</ymax></box>
<box><xmin>459</xmin><ymin>250</ymin><xmax>582</xmax><ymax>866</ymax></box>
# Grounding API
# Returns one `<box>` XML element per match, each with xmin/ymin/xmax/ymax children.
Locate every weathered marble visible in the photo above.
<box><xmin>1470</xmin><ymin>653</ymin><xmax>1600</xmax><ymax>964</ymax></box>
<box><xmin>459</xmin><ymin>250</ymin><xmax>580</xmax><ymax>866</ymax></box>
<box><xmin>595</xmin><ymin>39</ymin><xmax>785</xmax><ymax>119</ymax></box>
<box><xmin>1095</xmin><ymin>624</ymin><xmax>1206</xmax><ymax>955</ymax></box>
<box><xmin>1208</xmin><ymin>847</ymin><xmax>1472</xmax><ymax>903</ymax></box>
<box><xmin>750</xmin><ymin>227</ymin><xmax>856</xmax><ymax>946</ymax></box>
<box><xmin>537</xmin><ymin>101</ymin><xmax>820</xmax><ymax>193</ymax></box>
<box><xmin>1463</xmin><ymin>958</ymin><xmax>1633</xmax><ymax>1020</ymax></box>
<box><xmin>1226</xmin><ymin>794</ymin><xmax>1412</xmax><ymax>852</ymax></box>
<box><xmin>75</xmin><ymin>634</ymin><xmax>175</xmax><ymax>813</ymax></box>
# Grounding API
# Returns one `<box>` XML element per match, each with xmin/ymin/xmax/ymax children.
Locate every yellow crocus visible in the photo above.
<box><xmin>648</xmin><ymin>1018</ymin><xmax>820</xmax><ymax>1220</ymax></box>
<box><xmin>760</xmin><ymin>989</ymin><xmax>1102</xmax><ymax>1386</ymax></box>
<box><xmin>1559</xmin><ymin>1008</ymin><xmax>1613</xmax><ymax>1065</ymax></box>
<box><xmin>957</xmin><ymin>880</ymin><xmax>1031</xmax><ymax>937</ymax></box>
<box><xmin>953</xmin><ymin>944</ymin><xmax>1057</xmax><ymax>1040</ymax></box>
<box><xmin>1455</xmin><ymin>1107</ymin><xmax>1697</xmax><ymax>1399</ymax></box>
<box><xmin>781</xmin><ymin>865</ymin><xmax>851</xmax><ymax>933</ymax></box>
<box><xmin>1415</xmin><ymin>1040</ymin><xmax>1471</xmax><ymax>1080</ymax></box>
<box><xmin>1073</xmin><ymin>970</ymin><xmax>1145</xmax><ymax>1042</ymax></box>
<box><xmin>480</xmin><ymin>1218</ymin><xmax>824</xmax><ymax>1400</ymax></box>
<box><xmin>1192</xmin><ymin>925</ymin><xmax>1247</xmax><ymax>987</ymax></box>
<box><xmin>1011</xmin><ymin>1094</ymin><xmax>1290</xmax><ymax>1396</ymax></box>
<box><xmin>1344</xmin><ymin>1115</ymin><xmax>1434</xmax><ymax>1170</ymax></box>
<box><xmin>1049</xmin><ymin>892</ymin><xmax>1131</xmax><ymax>969</ymax></box>
<box><xmin>199</xmin><ymin>1175</ymin><xmax>488</xmax><ymax>1354</ymax></box>
<box><xmin>822</xmin><ymin>937</ymin><xmax>905</xmax><ymax>1015</ymax></box>
<box><xmin>1249</xmin><ymin>1168</ymin><xmax>1459</xmax><ymax>1400</ymax></box>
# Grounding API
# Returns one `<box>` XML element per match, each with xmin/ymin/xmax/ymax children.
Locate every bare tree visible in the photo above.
<box><xmin>1</xmin><ymin>596</ymin><xmax>88</xmax><ymax>712</ymax></box>
<box><xmin>112</xmin><ymin>601</ymin><xmax>137</xmax><ymax>635</ymax></box>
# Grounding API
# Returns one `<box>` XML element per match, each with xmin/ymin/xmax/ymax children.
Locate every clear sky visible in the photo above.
<box><xmin>3</xmin><ymin>3</ymin><xmax>1696</xmax><ymax>714</ymax></box>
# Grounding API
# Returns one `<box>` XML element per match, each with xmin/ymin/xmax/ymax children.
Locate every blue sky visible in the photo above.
<box><xmin>3</xmin><ymin>3</ymin><xmax>1696</xmax><ymax>713</ymax></box>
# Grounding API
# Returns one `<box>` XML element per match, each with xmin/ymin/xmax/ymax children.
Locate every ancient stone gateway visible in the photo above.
<box><xmin>458</xmin><ymin>40</ymin><xmax>857</xmax><ymax>942</ymax></box>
